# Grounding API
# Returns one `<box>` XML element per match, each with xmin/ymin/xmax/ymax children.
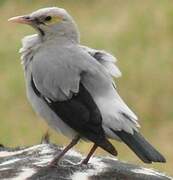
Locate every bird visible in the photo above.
<box><xmin>8</xmin><ymin>7</ymin><xmax>166</xmax><ymax>165</ymax></box>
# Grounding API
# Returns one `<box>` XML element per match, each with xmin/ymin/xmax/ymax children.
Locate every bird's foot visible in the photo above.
<box><xmin>77</xmin><ymin>157</ymin><xmax>92</xmax><ymax>167</ymax></box>
<box><xmin>80</xmin><ymin>158</ymin><xmax>89</xmax><ymax>165</ymax></box>
<box><xmin>47</xmin><ymin>156</ymin><xmax>62</xmax><ymax>168</ymax></box>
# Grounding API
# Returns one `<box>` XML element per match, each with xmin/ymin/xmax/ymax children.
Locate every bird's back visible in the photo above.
<box><xmin>33</xmin><ymin>40</ymin><xmax>138</xmax><ymax>135</ymax></box>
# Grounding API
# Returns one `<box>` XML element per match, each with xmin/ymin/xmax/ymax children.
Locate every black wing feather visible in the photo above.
<box><xmin>31</xmin><ymin>75</ymin><xmax>117</xmax><ymax>156</ymax></box>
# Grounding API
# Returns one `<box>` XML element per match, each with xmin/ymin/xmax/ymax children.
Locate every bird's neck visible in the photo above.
<box><xmin>39</xmin><ymin>21</ymin><xmax>80</xmax><ymax>44</ymax></box>
<box><xmin>40</xmin><ymin>31</ymin><xmax>80</xmax><ymax>44</ymax></box>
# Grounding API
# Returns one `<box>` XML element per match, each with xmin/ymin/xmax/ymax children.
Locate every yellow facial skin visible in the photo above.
<box><xmin>44</xmin><ymin>15</ymin><xmax>63</xmax><ymax>26</ymax></box>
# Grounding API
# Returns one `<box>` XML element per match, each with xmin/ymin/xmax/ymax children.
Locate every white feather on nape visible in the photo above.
<box><xmin>81</xmin><ymin>45</ymin><xmax>122</xmax><ymax>78</ymax></box>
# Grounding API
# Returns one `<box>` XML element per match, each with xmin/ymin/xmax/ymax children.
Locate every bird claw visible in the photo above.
<box><xmin>47</xmin><ymin>161</ymin><xmax>59</xmax><ymax>168</ymax></box>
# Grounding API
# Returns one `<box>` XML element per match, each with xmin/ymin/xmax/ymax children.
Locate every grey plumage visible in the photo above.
<box><xmin>9</xmin><ymin>7</ymin><xmax>165</xmax><ymax>164</ymax></box>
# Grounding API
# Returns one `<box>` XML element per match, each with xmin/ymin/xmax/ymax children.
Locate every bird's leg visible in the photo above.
<box><xmin>50</xmin><ymin>135</ymin><xmax>80</xmax><ymax>166</ymax></box>
<box><xmin>80</xmin><ymin>143</ymin><xmax>98</xmax><ymax>165</ymax></box>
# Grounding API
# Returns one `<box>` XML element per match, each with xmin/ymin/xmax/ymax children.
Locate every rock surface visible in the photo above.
<box><xmin>0</xmin><ymin>142</ymin><xmax>172</xmax><ymax>180</ymax></box>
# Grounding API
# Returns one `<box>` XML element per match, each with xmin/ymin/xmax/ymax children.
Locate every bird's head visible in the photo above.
<box><xmin>8</xmin><ymin>7</ymin><xmax>80</xmax><ymax>42</ymax></box>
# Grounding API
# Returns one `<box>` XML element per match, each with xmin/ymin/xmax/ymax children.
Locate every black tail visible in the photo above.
<box><xmin>97</xmin><ymin>138</ymin><xmax>118</xmax><ymax>157</ymax></box>
<box><xmin>112</xmin><ymin>130</ymin><xmax>166</xmax><ymax>163</ymax></box>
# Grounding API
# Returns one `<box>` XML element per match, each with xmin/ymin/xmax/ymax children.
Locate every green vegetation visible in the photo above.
<box><xmin>0</xmin><ymin>0</ymin><xmax>172</xmax><ymax>175</ymax></box>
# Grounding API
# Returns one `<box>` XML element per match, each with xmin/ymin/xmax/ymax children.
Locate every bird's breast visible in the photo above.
<box><xmin>24</xmin><ymin>67</ymin><xmax>77</xmax><ymax>139</ymax></box>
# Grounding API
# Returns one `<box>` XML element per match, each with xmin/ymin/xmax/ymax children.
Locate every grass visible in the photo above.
<box><xmin>0</xmin><ymin>0</ymin><xmax>173</xmax><ymax>175</ymax></box>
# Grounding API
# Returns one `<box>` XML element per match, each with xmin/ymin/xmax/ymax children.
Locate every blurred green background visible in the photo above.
<box><xmin>0</xmin><ymin>0</ymin><xmax>172</xmax><ymax>175</ymax></box>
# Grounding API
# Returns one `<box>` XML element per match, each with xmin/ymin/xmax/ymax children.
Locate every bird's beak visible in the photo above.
<box><xmin>8</xmin><ymin>15</ymin><xmax>33</xmax><ymax>25</ymax></box>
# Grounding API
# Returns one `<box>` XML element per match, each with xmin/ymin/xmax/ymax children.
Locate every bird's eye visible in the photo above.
<box><xmin>43</xmin><ymin>16</ymin><xmax>62</xmax><ymax>25</ymax></box>
<box><xmin>44</xmin><ymin>16</ymin><xmax>52</xmax><ymax>21</ymax></box>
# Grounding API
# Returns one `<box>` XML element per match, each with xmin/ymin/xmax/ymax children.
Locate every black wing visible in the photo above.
<box><xmin>31</xmin><ymin>75</ymin><xmax>117</xmax><ymax>156</ymax></box>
